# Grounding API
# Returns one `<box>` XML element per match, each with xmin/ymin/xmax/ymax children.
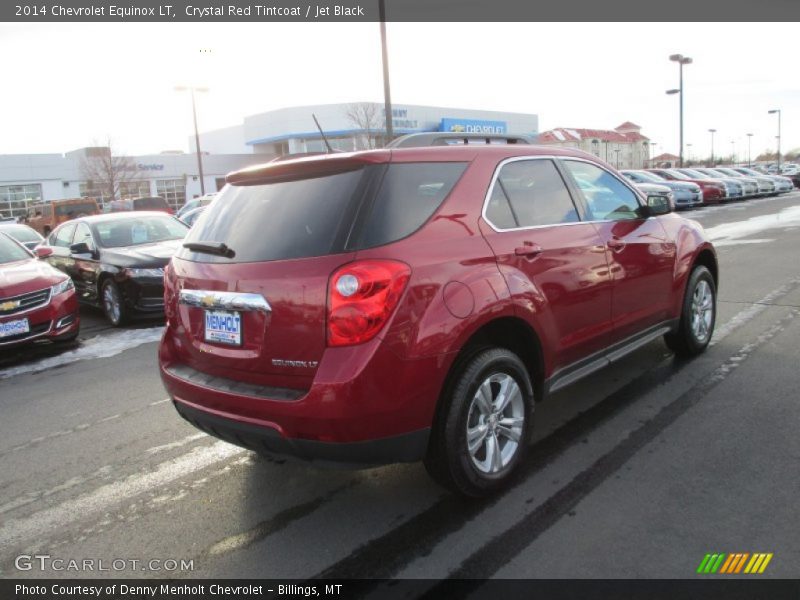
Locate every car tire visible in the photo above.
<box><xmin>101</xmin><ymin>279</ymin><xmax>128</xmax><ymax>327</ymax></box>
<box><xmin>664</xmin><ymin>265</ymin><xmax>716</xmax><ymax>357</ymax></box>
<box><xmin>424</xmin><ymin>348</ymin><xmax>534</xmax><ymax>497</ymax></box>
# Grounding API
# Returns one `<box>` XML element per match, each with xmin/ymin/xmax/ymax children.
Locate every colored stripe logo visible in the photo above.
<box><xmin>697</xmin><ymin>553</ymin><xmax>773</xmax><ymax>574</ymax></box>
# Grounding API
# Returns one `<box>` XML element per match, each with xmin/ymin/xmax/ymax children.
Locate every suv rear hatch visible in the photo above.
<box><xmin>166</xmin><ymin>151</ymin><xmax>467</xmax><ymax>392</ymax></box>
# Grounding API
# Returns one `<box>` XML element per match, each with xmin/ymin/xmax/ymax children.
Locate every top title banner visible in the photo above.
<box><xmin>4</xmin><ymin>0</ymin><xmax>799</xmax><ymax>22</ymax></box>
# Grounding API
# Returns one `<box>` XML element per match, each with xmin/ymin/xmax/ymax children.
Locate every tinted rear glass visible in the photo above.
<box><xmin>355</xmin><ymin>162</ymin><xmax>467</xmax><ymax>249</ymax></box>
<box><xmin>179</xmin><ymin>162</ymin><xmax>467</xmax><ymax>263</ymax></box>
<box><xmin>180</xmin><ymin>168</ymin><xmax>367</xmax><ymax>263</ymax></box>
<box><xmin>133</xmin><ymin>197</ymin><xmax>169</xmax><ymax>210</ymax></box>
<box><xmin>55</xmin><ymin>202</ymin><xmax>97</xmax><ymax>216</ymax></box>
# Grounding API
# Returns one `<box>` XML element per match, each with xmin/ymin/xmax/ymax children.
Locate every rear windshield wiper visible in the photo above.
<box><xmin>183</xmin><ymin>241</ymin><xmax>236</xmax><ymax>259</ymax></box>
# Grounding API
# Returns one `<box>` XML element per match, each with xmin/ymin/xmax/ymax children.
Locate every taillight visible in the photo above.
<box><xmin>327</xmin><ymin>260</ymin><xmax>411</xmax><ymax>347</ymax></box>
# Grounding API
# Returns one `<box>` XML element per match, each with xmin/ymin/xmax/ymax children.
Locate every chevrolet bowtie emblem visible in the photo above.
<box><xmin>200</xmin><ymin>294</ymin><xmax>216</xmax><ymax>307</ymax></box>
<box><xmin>0</xmin><ymin>300</ymin><xmax>20</xmax><ymax>311</ymax></box>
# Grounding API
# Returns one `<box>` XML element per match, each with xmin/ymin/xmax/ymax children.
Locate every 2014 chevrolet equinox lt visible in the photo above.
<box><xmin>159</xmin><ymin>145</ymin><xmax>718</xmax><ymax>497</ymax></box>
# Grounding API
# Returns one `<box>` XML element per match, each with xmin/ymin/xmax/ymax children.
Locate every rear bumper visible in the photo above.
<box><xmin>159</xmin><ymin>328</ymin><xmax>450</xmax><ymax>466</ymax></box>
<box><xmin>174</xmin><ymin>398</ymin><xmax>430</xmax><ymax>467</ymax></box>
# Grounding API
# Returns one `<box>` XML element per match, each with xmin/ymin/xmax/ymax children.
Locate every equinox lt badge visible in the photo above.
<box><xmin>272</xmin><ymin>359</ymin><xmax>319</xmax><ymax>369</ymax></box>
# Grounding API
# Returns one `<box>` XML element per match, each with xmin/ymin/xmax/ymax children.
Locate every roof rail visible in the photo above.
<box><xmin>386</xmin><ymin>132</ymin><xmax>536</xmax><ymax>148</ymax></box>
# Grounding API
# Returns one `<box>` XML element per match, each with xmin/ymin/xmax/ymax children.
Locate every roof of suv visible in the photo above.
<box><xmin>227</xmin><ymin>145</ymin><xmax>601</xmax><ymax>185</ymax></box>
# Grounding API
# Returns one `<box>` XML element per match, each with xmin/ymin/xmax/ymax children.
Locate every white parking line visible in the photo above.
<box><xmin>0</xmin><ymin>441</ymin><xmax>245</xmax><ymax>551</ymax></box>
<box><xmin>712</xmin><ymin>277</ymin><xmax>800</xmax><ymax>345</ymax></box>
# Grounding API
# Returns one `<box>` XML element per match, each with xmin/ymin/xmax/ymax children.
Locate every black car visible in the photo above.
<box><xmin>0</xmin><ymin>222</ymin><xmax>44</xmax><ymax>251</ymax></box>
<box><xmin>40</xmin><ymin>212</ymin><xmax>189</xmax><ymax>326</ymax></box>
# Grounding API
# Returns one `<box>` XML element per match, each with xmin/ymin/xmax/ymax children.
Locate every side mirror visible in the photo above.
<box><xmin>69</xmin><ymin>242</ymin><xmax>93</xmax><ymax>255</ymax></box>
<box><xmin>34</xmin><ymin>246</ymin><xmax>53</xmax><ymax>259</ymax></box>
<box><xmin>645</xmin><ymin>194</ymin><xmax>673</xmax><ymax>216</ymax></box>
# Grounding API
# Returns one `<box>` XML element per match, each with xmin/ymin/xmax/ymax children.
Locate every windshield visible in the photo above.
<box><xmin>680</xmin><ymin>169</ymin><xmax>711</xmax><ymax>179</ymax></box>
<box><xmin>633</xmin><ymin>171</ymin><xmax>663</xmax><ymax>183</ymax></box>
<box><xmin>0</xmin><ymin>224</ymin><xmax>42</xmax><ymax>243</ymax></box>
<box><xmin>737</xmin><ymin>168</ymin><xmax>761</xmax><ymax>176</ymax></box>
<box><xmin>0</xmin><ymin>233</ymin><xmax>33</xmax><ymax>264</ymax></box>
<box><xmin>92</xmin><ymin>215</ymin><xmax>188</xmax><ymax>248</ymax></box>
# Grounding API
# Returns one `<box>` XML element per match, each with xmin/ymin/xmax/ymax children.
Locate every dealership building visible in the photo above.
<box><xmin>194</xmin><ymin>102</ymin><xmax>539</xmax><ymax>156</ymax></box>
<box><xmin>0</xmin><ymin>102</ymin><xmax>538</xmax><ymax>218</ymax></box>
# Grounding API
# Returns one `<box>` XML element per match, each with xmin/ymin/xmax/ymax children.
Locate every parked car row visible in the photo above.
<box><xmin>644</xmin><ymin>166</ymin><xmax>794</xmax><ymax>205</ymax></box>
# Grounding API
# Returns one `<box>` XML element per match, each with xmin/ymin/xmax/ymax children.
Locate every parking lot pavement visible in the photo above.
<box><xmin>0</xmin><ymin>191</ymin><xmax>798</xmax><ymax>581</ymax></box>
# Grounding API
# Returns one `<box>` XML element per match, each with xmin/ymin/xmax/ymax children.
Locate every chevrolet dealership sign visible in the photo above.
<box><xmin>441</xmin><ymin>118</ymin><xmax>507</xmax><ymax>134</ymax></box>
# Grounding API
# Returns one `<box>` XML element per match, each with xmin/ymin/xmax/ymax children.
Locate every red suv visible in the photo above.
<box><xmin>159</xmin><ymin>145</ymin><xmax>718</xmax><ymax>496</ymax></box>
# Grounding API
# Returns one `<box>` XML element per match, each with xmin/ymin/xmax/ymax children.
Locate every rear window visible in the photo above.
<box><xmin>55</xmin><ymin>202</ymin><xmax>97</xmax><ymax>216</ymax></box>
<box><xmin>180</xmin><ymin>162</ymin><xmax>467</xmax><ymax>264</ymax></box>
<box><xmin>133</xmin><ymin>197</ymin><xmax>169</xmax><ymax>210</ymax></box>
<box><xmin>181</xmin><ymin>168</ymin><xmax>368</xmax><ymax>263</ymax></box>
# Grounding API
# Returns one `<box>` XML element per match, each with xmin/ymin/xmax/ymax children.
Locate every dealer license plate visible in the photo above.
<box><xmin>0</xmin><ymin>318</ymin><xmax>30</xmax><ymax>339</ymax></box>
<box><xmin>204</xmin><ymin>310</ymin><xmax>242</xmax><ymax>346</ymax></box>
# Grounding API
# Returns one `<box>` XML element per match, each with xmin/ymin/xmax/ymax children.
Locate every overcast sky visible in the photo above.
<box><xmin>1</xmin><ymin>22</ymin><xmax>797</xmax><ymax>162</ymax></box>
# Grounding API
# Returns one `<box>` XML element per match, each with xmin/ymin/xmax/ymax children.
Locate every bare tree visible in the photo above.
<box><xmin>78</xmin><ymin>138</ymin><xmax>138</xmax><ymax>206</ymax></box>
<box><xmin>344</xmin><ymin>103</ymin><xmax>385</xmax><ymax>149</ymax></box>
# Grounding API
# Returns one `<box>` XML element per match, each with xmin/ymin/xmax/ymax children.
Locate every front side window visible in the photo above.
<box><xmin>52</xmin><ymin>223</ymin><xmax>77</xmax><ymax>248</ymax></box>
<box><xmin>485</xmin><ymin>159</ymin><xmax>579</xmax><ymax>229</ymax></box>
<box><xmin>72</xmin><ymin>223</ymin><xmax>96</xmax><ymax>252</ymax></box>
<box><xmin>564</xmin><ymin>161</ymin><xmax>641</xmax><ymax>221</ymax></box>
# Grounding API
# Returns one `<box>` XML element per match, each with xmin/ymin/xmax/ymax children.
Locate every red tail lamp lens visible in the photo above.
<box><xmin>327</xmin><ymin>260</ymin><xmax>411</xmax><ymax>346</ymax></box>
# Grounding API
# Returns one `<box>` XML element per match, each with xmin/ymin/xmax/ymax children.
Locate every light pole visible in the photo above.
<box><xmin>667</xmin><ymin>54</ymin><xmax>692</xmax><ymax>167</ymax></box>
<box><xmin>730</xmin><ymin>140</ymin><xmax>736</xmax><ymax>165</ymax></box>
<box><xmin>175</xmin><ymin>85</ymin><xmax>208</xmax><ymax>197</ymax></box>
<box><xmin>686</xmin><ymin>143</ymin><xmax>693</xmax><ymax>164</ymax></box>
<box><xmin>746</xmin><ymin>133</ymin><xmax>753</xmax><ymax>167</ymax></box>
<box><xmin>379</xmin><ymin>0</ymin><xmax>393</xmax><ymax>144</ymax></box>
<box><xmin>768</xmin><ymin>109</ymin><xmax>781</xmax><ymax>172</ymax></box>
<box><xmin>708</xmin><ymin>128</ymin><xmax>716</xmax><ymax>166</ymax></box>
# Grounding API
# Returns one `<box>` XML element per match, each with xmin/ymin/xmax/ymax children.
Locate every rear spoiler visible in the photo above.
<box><xmin>226</xmin><ymin>150</ymin><xmax>391</xmax><ymax>185</ymax></box>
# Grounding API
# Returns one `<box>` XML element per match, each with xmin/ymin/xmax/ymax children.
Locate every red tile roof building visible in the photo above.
<box><xmin>537</xmin><ymin>122</ymin><xmax>652</xmax><ymax>169</ymax></box>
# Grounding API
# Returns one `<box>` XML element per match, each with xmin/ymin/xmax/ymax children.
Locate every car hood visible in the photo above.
<box><xmin>0</xmin><ymin>258</ymin><xmax>67</xmax><ymax>298</ymax></box>
<box><xmin>100</xmin><ymin>239</ymin><xmax>183</xmax><ymax>268</ymax></box>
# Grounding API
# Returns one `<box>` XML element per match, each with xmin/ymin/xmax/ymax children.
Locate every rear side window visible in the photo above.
<box><xmin>181</xmin><ymin>168</ymin><xmax>367</xmax><ymax>263</ymax></box>
<box><xmin>356</xmin><ymin>162</ymin><xmax>467</xmax><ymax>249</ymax></box>
<box><xmin>52</xmin><ymin>223</ymin><xmax>76</xmax><ymax>247</ymax></box>
<box><xmin>485</xmin><ymin>159</ymin><xmax>579</xmax><ymax>229</ymax></box>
